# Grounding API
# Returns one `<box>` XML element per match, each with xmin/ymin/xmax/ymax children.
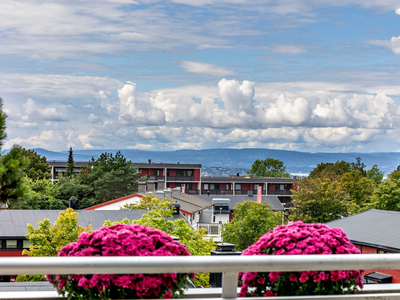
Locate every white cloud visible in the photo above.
<box><xmin>5</xmin><ymin>130</ymin><xmax>65</xmax><ymax>149</ymax></box>
<box><xmin>270</xmin><ymin>45</ymin><xmax>305</xmax><ymax>55</ymax></box>
<box><xmin>23</xmin><ymin>99</ymin><xmax>68</xmax><ymax>122</ymax></box>
<box><xmin>396</xmin><ymin>8</ymin><xmax>400</xmax><ymax>15</ymax></box>
<box><xmin>179</xmin><ymin>61</ymin><xmax>235</xmax><ymax>76</ymax></box>
<box><xmin>218</xmin><ymin>79</ymin><xmax>254</xmax><ymax>114</ymax></box>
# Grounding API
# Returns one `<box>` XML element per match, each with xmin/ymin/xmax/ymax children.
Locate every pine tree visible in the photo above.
<box><xmin>0</xmin><ymin>98</ymin><xmax>30</xmax><ymax>208</ymax></box>
<box><xmin>66</xmin><ymin>147</ymin><xmax>75</xmax><ymax>178</ymax></box>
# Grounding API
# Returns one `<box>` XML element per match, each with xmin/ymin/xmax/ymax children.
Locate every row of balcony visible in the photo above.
<box><xmin>184</xmin><ymin>189</ymin><xmax>292</xmax><ymax>196</ymax></box>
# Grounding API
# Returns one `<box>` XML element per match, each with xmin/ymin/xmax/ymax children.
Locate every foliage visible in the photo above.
<box><xmin>372</xmin><ymin>177</ymin><xmax>400</xmax><ymax>211</ymax></box>
<box><xmin>20</xmin><ymin>178</ymin><xmax>65</xmax><ymax>210</ymax></box>
<box><xmin>56</xmin><ymin>174</ymin><xmax>94</xmax><ymax>208</ymax></box>
<box><xmin>23</xmin><ymin>208</ymin><xmax>91</xmax><ymax>257</ymax></box>
<box><xmin>120</xmin><ymin>193</ymin><xmax>172</xmax><ymax>210</ymax></box>
<box><xmin>16</xmin><ymin>274</ymin><xmax>46</xmax><ymax>282</ymax></box>
<box><xmin>290</xmin><ymin>177</ymin><xmax>351</xmax><ymax>223</ymax></box>
<box><xmin>341</xmin><ymin>170</ymin><xmax>375</xmax><ymax>212</ymax></box>
<box><xmin>309</xmin><ymin>161</ymin><xmax>351</xmax><ymax>179</ymax></box>
<box><xmin>66</xmin><ymin>147</ymin><xmax>75</xmax><ymax>178</ymax></box>
<box><xmin>350</xmin><ymin>157</ymin><xmax>366</xmax><ymax>176</ymax></box>
<box><xmin>221</xmin><ymin>201</ymin><xmax>283</xmax><ymax>251</ymax></box>
<box><xmin>21</xmin><ymin>148</ymin><xmax>51</xmax><ymax>181</ymax></box>
<box><xmin>108</xmin><ymin>194</ymin><xmax>216</xmax><ymax>287</ymax></box>
<box><xmin>239</xmin><ymin>221</ymin><xmax>363</xmax><ymax>297</ymax></box>
<box><xmin>247</xmin><ymin>158</ymin><xmax>290</xmax><ymax>178</ymax></box>
<box><xmin>0</xmin><ymin>146</ymin><xmax>30</xmax><ymax>208</ymax></box>
<box><xmin>46</xmin><ymin>224</ymin><xmax>193</xmax><ymax>300</ymax></box>
<box><xmin>366</xmin><ymin>164</ymin><xmax>384</xmax><ymax>185</ymax></box>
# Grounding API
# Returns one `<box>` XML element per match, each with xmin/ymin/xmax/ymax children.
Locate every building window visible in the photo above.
<box><xmin>187</xmin><ymin>170</ymin><xmax>193</xmax><ymax>176</ymax></box>
<box><xmin>23</xmin><ymin>240</ymin><xmax>32</xmax><ymax>249</ymax></box>
<box><xmin>254</xmin><ymin>184</ymin><xmax>260</xmax><ymax>190</ymax></box>
<box><xmin>186</xmin><ymin>183</ymin><xmax>193</xmax><ymax>190</ymax></box>
<box><xmin>204</xmin><ymin>184</ymin><xmax>209</xmax><ymax>190</ymax></box>
<box><xmin>235</xmin><ymin>184</ymin><xmax>242</xmax><ymax>190</ymax></box>
<box><xmin>0</xmin><ymin>240</ymin><xmax>2</xmax><ymax>249</ymax></box>
<box><xmin>154</xmin><ymin>169</ymin><xmax>160</xmax><ymax>176</ymax></box>
<box><xmin>6</xmin><ymin>240</ymin><xmax>17</xmax><ymax>249</ymax></box>
<box><xmin>226</xmin><ymin>184</ymin><xmax>230</xmax><ymax>190</ymax></box>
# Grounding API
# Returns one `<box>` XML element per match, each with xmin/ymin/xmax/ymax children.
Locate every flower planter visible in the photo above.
<box><xmin>239</xmin><ymin>221</ymin><xmax>363</xmax><ymax>297</ymax></box>
<box><xmin>46</xmin><ymin>224</ymin><xmax>194</xmax><ymax>300</ymax></box>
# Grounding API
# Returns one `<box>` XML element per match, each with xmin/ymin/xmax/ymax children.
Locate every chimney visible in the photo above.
<box><xmin>169</xmin><ymin>202</ymin><xmax>180</xmax><ymax>215</ymax></box>
<box><xmin>138</xmin><ymin>182</ymin><xmax>146</xmax><ymax>193</ymax></box>
<box><xmin>148</xmin><ymin>159</ymin><xmax>151</xmax><ymax>164</ymax></box>
<box><xmin>155</xmin><ymin>191</ymin><xmax>165</xmax><ymax>199</ymax></box>
<box><xmin>158</xmin><ymin>179</ymin><xmax>165</xmax><ymax>190</ymax></box>
<box><xmin>247</xmin><ymin>190</ymin><xmax>254</xmax><ymax>197</ymax></box>
<box><xmin>236</xmin><ymin>172</ymin><xmax>239</xmax><ymax>177</ymax></box>
<box><xmin>147</xmin><ymin>181</ymin><xmax>155</xmax><ymax>192</ymax></box>
<box><xmin>164</xmin><ymin>190</ymin><xmax>172</xmax><ymax>198</ymax></box>
<box><xmin>69</xmin><ymin>196</ymin><xmax>79</xmax><ymax>209</ymax></box>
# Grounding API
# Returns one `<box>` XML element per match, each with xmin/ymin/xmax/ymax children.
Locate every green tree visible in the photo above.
<box><xmin>66</xmin><ymin>147</ymin><xmax>75</xmax><ymax>178</ymax></box>
<box><xmin>221</xmin><ymin>201</ymin><xmax>283</xmax><ymax>251</ymax></box>
<box><xmin>247</xmin><ymin>158</ymin><xmax>290</xmax><ymax>178</ymax></box>
<box><xmin>56</xmin><ymin>174</ymin><xmax>94</xmax><ymax>208</ymax></box>
<box><xmin>309</xmin><ymin>160</ymin><xmax>351</xmax><ymax>179</ymax></box>
<box><xmin>366</xmin><ymin>164</ymin><xmax>384</xmax><ymax>185</ymax></box>
<box><xmin>23</xmin><ymin>208</ymin><xmax>92</xmax><ymax>257</ymax></box>
<box><xmin>20</xmin><ymin>178</ymin><xmax>65</xmax><ymax>210</ymax></box>
<box><xmin>350</xmin><ymin>157</ymin><xmax>367</xmax><ymax>176</ymax></box>
<box><xmin>290</xmin><ymin>176</ymin><xmax>351</xmax><ymax>223</ymax></box>
<box><xmin>341</xmin><ymin>170</ymin><xmax>375</xmax><ymax>212</ymax></box>
<box><xmin>0</xmin><ymin>146</ymin><xmax>30</xmax><ymax>208</ymax></box>
<box><xmin>86</xmin><ymin>151</ymin><xmax>141</xmax><ymax>202</ymax></box>
<box><xmin>21</xmin><ymin>148</ymin><xmax>51</xmax><ymax>181</ymax></box>
<box><xmin>120</xmin><ymin>193</ymin><xmax>170</xmax><ymax>210</ymax></box>
<box><xmin>0</xmin><ymin>98</ymin><xmax>30</xmax><ymax>208</ymax></box>
<box><xmin>372</xmin><ymin>177</ymin><xmax>400</xmax><ymax>211</ymax></box>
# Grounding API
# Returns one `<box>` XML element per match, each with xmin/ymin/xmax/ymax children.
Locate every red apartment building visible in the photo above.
<box><xmin>48</xmin><ymin>160</ymin><xmax>295</xmax><ymax>207</ymax></box>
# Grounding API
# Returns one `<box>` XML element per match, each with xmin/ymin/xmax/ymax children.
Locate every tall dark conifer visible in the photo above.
<box><xmin>66</xmin><ymin>147</ymin><xmax>75</xmax><ymax>178</ymax></box>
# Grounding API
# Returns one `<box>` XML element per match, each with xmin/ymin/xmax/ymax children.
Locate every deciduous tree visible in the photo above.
<box><xmin>247</xmin><ymin>158</ymin><xmax>290</xmax><ymax>178</ymax></box>
<box><xmin>21</xmin><ymin>148</ymin><xmax>51</xmax><ymax>181</ymax></box>
<box><xmin>221</xmin><ymin>201</ymin><xmax>283</xmax><ymax>251</ymax></box>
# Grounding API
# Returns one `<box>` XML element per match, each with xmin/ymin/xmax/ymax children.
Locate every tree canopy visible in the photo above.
<box><xmin>247</xmin><ymin>158</ymin><xmax>290</xmax><ymax>178</ymax></box>
<box><xmin>22</xmin><ymin>148</ymin><xmax>51</xmax><ymax>181</ymax></box>
<box><xmin>221</xmin><ymin>201</ymin><xmax>283</xmax><ymax>251</ymax></box>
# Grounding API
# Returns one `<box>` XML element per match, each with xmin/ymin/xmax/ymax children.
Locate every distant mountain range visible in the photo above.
<box><xmin>33</xmin><ymin>148</ymin><xmax>400</xmax><ymax>176</ymax></box>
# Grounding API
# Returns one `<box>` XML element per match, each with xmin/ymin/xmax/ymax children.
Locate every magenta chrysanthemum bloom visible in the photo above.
<box><xmin>239</xmin><ymin>221</ymin><xmax>363</xmax><ymax>297</ymax></box>
<box><xmin>46</xmin><ymin>224</ymin><xmax>193</xmax><ymax>300</ymax></box>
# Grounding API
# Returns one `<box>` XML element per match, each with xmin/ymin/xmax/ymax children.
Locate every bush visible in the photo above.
<box><xmin>239</xmin><ymin>221</ymin><xmax>363</xmax><ymax>297</ymax></box>
<box><xmin>46</xmin><ymin>224</ymin><xmax>194</xmax><ymax>300</ymax></box>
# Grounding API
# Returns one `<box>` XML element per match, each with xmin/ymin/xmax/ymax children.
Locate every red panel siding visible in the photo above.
<box><xmin>241</xmin><ymin>183</ymin><xmax>251</xmax><ymax>190</ymax></box>
<box><xmin>169</xmin><ymin>169</ymin><xmax>177</xmax><ymax>176</ymax></box>
<box><xmin>269</xmin><ymin>183</ymin><xmax>275</xmax><ymax>190</ymax></box>
<box><xmin>194</xmin><ymin>169</ymin><xmax>201</xmax><ymax>181</ymax></box>
<box><xmin>140</xmin><ymin>168</ymin><xmax>150</xmax><ymax>176</ymax></box>
<box><xmin>0</xmin><ymin>250</ymin><xmax>24</xmax><ymax>257</ymax></box>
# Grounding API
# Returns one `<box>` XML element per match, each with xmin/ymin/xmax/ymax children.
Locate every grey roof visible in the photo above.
<box><xmin>133</xmin><ymin>162</ymin><xmax>201</xmax><ymax>169</ymax></box>
<box><xmin>200</xmin><ymin>176</ymin><xmax>293</xmax><ymax>184</ymax></box>
<box><xmin>153</xmin><ymin>191</ymin><xmax>214</xmax><ymax>214</ymax></box>
<box><xmin>0</xmin><ymin>210</ymin><xmax>183</xmax><ymax>238</ymax></box>
<box><xmin>326</xmin><ymin>209</ymin><xmax>400</xmax><ymax>252</ymax></box>
<box><xmin>195</xmin><ymin>195</ymin><xmax>285</xmax><ymax>211</ymax></box>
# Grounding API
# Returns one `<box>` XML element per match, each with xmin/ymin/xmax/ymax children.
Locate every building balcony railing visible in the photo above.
<box><xmin>167</xmin><ymin>176</ymin><xmax>195</xmax><ymax>181</ymax></box>
<box><xmin>185</xmin><ymin>189</ymin><xmax>199</xmax><ymax>195</ymax></box>
<box><xmin>1</xmin><ymin>254</ymin><xmax>400</xmax><ymax>299</ymax></box>
<box><xmin>201</xmin><ymin>190</ymin><xmax>234</xmax><ymax>195</ymax></box>
<box><xmin>267</xmin><ymin>189</ymin><xmax>292</xmax><ymax>196</ymax></box>
<box><xmin>235</xmin><ymin>190</ymin><xmax>267</xmax><ymax>195</ymax></box>
<box><xmin>148</xmin><ymin>175</ymin><xmax>165</xmax><ymax>180</ymax></box>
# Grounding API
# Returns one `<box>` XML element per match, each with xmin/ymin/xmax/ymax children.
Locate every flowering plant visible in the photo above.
<box><xmin>239</xmin><ymin>221</ymin><xmax>363</xmax><ymax>297</ymax></box>
<box><xmin>46</xmin><ymin>224</ymin><xmax>194</xmax><ymax>300</ymax></box>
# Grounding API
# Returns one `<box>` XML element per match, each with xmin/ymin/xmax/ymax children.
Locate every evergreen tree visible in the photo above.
<box><xmin>22</xmin><ymin>148</ymin><xmax>51</xmax><ymax>181</ymax></box>
<box><xmin>0</xmin><ymin>98</ymin><xmax>30</xmax><ymax>208</ymax></box>
<box><xmin>66</xmin><ymin>147</ymin><xmax>75</xmax><ymax>178</ymax></box>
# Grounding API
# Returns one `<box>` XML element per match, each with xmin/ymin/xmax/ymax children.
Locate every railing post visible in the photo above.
<box><xmin>222</xmin><ymin>271</ymin><xmax>238</xmax><ymax>298</ymax></box>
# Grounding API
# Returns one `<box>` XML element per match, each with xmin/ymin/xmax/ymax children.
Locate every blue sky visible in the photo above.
<box><xmin>1</xmin><ymin>0</ymin><xmax>400</xmax><ymax>152</ymax></box>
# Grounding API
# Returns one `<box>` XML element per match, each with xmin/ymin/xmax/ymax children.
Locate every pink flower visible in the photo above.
<box><xmin>264</xmin><ymin>290</ymin><xmax>275</xmax><ymax>297</ymax></box>
<box><xmin>257</xmin><ymin>277</ymin><xmax>265</xmax><ymax>284</ymax></box>
<box><xmin>299</xmin><ymin>273</ymin><xmax>309</xmax><ymax>283</ymax></box>
<box><xmin>289</xmin><ymin>273</ymin><xmax>297</xmax><ymax>282</ymax></box>
<box><xmin>269</xmin><ymin>272</ymin><xmax>280</xmax><ymax>283</ymax></box>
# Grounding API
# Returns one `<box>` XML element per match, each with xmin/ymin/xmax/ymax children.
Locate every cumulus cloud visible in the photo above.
<box><xmin>396</xmin><ymin>8</ymin><xmax>400</xmax><ymax>15</ymax></box>
<box><xmin>179</xmin><ymin>61</ymin><xmax>235</xmax><ymax>76</ymax></box>
<box><xmin>23</xmin><ymin>99</ymin><xmax>68</xmax><ymax>122</ymax></box>
<box><xmin>218</xmin><ymin>79</ymin><xmax>254</xmax><ymax>114</ymax></box>
<box><xmin>5</xmin><ymin>130</ymin><xmax>65</xmax><ymax>149</ymax></box>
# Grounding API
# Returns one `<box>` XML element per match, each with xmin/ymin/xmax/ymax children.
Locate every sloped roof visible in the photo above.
<box><xmin>157</xmin><ymin>191</ymin><xmax>214</xmax><ymax>215</ymax></box>
<box><xmin>0</xmin><ymin>210</ymin><xmax>183</xmax><ymax>238</ymax></box>
<box><xmin>326</xmin><ymin>209</ymin><xmax>400</xmax><ymax>252</ymax></box>
<box><xmin>195</xmin><ymin>195</ymin><xmax>284</xmax><ymax>211</ymax></box>
<box><xmin>83</xmin><ymin>193</ymin><xmax>143</xmax><ymax>210</ymax></box>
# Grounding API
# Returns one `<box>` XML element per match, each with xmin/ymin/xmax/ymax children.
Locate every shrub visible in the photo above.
<box><xmin>239</xmin><ymin>221</ymin><xmax>363</xmax><ymax>297</ymax></box>
<box><xmin>46</xmin><ymin>224</ymin><xmax>194</xmax><ymax>300</ymax></box>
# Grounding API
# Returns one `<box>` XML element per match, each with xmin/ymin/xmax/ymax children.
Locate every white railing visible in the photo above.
<box><xmin>1</xmin><ymin>254</ymin><xmax>400</xmax><ymax>299</ymax></box>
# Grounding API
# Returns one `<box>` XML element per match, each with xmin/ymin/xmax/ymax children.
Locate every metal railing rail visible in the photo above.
<box><xmin>2</xmin><ymin>254</ymin><xmax>400</xmax><ymax>299</ymax></box>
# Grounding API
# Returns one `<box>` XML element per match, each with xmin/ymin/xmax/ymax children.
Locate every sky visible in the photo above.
<box><xmin>1</xmin><ymin>0</ymin><xmax>400</xmax><ymax>153</ymax></box>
